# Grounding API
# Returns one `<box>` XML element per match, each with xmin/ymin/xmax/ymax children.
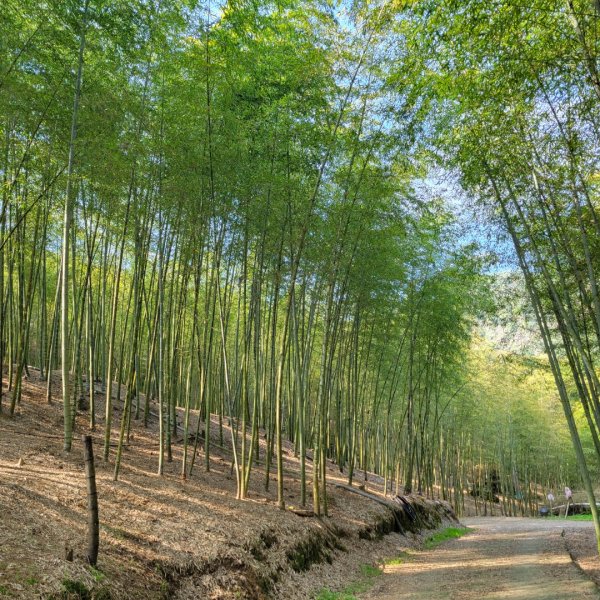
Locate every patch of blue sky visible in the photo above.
<box><xmin>413</xmin><ymin>166</ymin><xmax>518</xmax><ymax>275</ymax></box>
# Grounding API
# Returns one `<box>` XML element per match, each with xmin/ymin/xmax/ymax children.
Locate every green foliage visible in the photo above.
<box><xmin>2</xmin><ymin>0</ymin><xmax>584</xmax><ymax>552</ymax></box>
<box><xmin>423</xmin><ymin>527</ymin><xmax>470</xmax><ymax>550</ymax></box>
<box><xmin>390</xmin><ymin>0</ymin><xmax>600</xmax><ymax>532</ymax></box>
<box><xmin>0</xmin><ymin>0</ymin><xmax>499</xmax><ymax>508</ymax></box>
<box><xmin>359</xmin><ymin>564</ymin><xmax>381</xmax><ymax>579</ymax></box>
<box><xmin>384</xmin><ymin>551</ymin><xmax>411</xmax><ymax>566</ymax></box>
<box><xmin>451</xmin><ymin>337</ymin><xmax>577</xmax><ymax>477</ymax></box>
<box><xmin>566</xmin><ymin>514</ymin><xmax>593</xmax><ymax>521</ymax></box>
<box><xmin>60</xmin><ymin>579</ymin><xmax>90</xmax><ymax>599</ymax></box>
<box><xmin>88</xmin><ymin>567</ymin><xmax>105</xmax><ymax>583</ymax></box>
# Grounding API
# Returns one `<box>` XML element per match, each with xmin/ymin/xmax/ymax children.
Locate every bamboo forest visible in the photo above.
<box><xmin>2</xmin><ymin>1</ymin><xmax>600</xmax><ymax>599</ymax></box>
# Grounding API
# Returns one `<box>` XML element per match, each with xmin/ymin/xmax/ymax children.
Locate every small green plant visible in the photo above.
<box><xmin>315</xmin><ymin>590</ymin><xmax>357</xmax><ymax>600</ymax></box>
<box><xmin>359</xmin><ymin>564</ymin><xmax>381</xmax><ymax>578</ymax></box>
<box><xmin>159</xmin><ymin>578</ymin><xmax>170</xmax><ymax>600</ymax></box>
<box><xmin>424</xmin><ymin>526</ymin><xmax>469</xmax><ymax>549</ymax></box>
<box><xmin>384</xmin><ymin>551</ymin><xmax>411</xmax><ymax>566</ymax></box>
<box><xmin>25</xmin><ymin>576</ymin><xmax>38</xmax><ymax>586</ymax></box>
<box><xmin>0</xmin><ymin>584</ymin><xmax>10</xmax><ymax>596</ymax></box>
<box><xmin>89</xmin><ymin>566</ymin><xmax>105</xmax><ymax>583</ymax></box>
<box><xmin>61</xmin><ymin>579</ymin><xmax>91</xmax><ymax>599</ymax></box>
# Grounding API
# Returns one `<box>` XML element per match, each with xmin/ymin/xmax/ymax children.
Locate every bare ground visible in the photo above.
<box><xmin>564</xmin><ymin>526</ymin><xmax>600</xmax><ymax>589</ymax></box>
<box><xmin>0</xmin><ymin>369</ymin><xmax>454</xmax><ymax>599</ymax></box>
<box><xmin>363</xmin><ymin>517</ymin><xmax>600</xmax><ymax>600</ymax></box>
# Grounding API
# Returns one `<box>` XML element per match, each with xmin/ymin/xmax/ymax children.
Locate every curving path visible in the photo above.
<box><xmin>364</xmin><ymin>517</ymin><xmax>600</xmax><ymax>600</ymax></box>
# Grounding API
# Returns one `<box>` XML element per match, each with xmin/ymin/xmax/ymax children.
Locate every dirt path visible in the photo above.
<box><xmin>364</xmin><ymin>517</ymin><xmax>600</xmax><ymax>600</ymax></box>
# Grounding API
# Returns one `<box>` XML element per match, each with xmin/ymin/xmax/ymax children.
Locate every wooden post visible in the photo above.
<box><xmin>82</xmin><ymin>434</ymin><xmax>99</xmax><ymax>566</ymax></box>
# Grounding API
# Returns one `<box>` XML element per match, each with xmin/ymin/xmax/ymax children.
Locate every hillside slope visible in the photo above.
<box><xmin>0</xmin><ymin>370</ymin><xmax>456</xmax><ymax>599</ymax></box>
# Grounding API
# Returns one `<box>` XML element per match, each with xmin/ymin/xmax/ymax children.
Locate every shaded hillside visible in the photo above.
<box><xmin>0</xmin><ymin>370</ymin><xmax>456</xmax><ymax>599</ymax></box>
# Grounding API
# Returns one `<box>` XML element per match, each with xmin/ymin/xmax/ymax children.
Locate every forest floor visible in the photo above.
<box><xmin>363</xmin><ymin>517</ymin><xmax>600</xmax><ymax>600</ymax></box>
<box><xmin>0</xmin><ymin>369</ymin><xmax>456</xmax><ymax>599</ymax></box>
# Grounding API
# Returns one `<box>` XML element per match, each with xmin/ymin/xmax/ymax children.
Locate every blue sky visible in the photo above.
<box><xmin>414</xmin><ymin>167</ymin><xmax>519</xmax><ymax>275</ymax></box>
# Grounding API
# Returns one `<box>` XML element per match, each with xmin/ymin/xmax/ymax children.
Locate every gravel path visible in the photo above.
<box><xmin>364</xmin><ymin>517</ymin><xmax>600</xmax><ymax>600</ymax></box>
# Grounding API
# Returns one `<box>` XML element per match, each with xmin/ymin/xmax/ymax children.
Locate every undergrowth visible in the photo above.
<box><xmin>423</xmin><ymin>527</ymin><xmax>470</xmax><ymax>549</ymax></box>
<box><xmin>384</xmin><ymin>550</ymin><xmax>411</xmax><ymax>566</ymax></box>
<box><xmin>46</xmin><ymin>578</ymin><xmax>112</xmax><ymax>600</ymax></box>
